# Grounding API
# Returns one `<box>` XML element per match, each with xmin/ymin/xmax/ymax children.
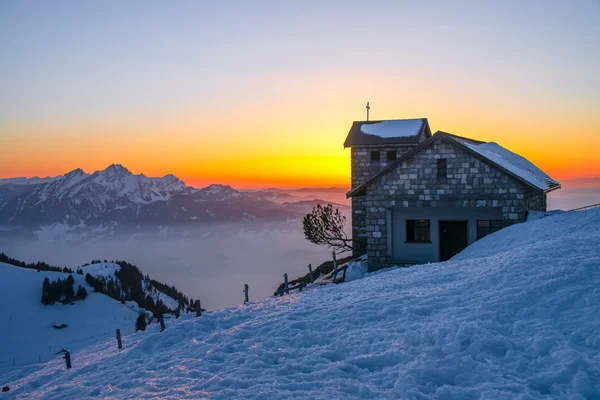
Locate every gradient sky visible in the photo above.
<box><xmin>1</xmin><ymin>0</ymin><xmax>599</xmax><ymax>188</ymax></box>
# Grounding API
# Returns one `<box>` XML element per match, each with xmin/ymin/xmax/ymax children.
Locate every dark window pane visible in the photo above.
<box><xmin>406</xmin><ymin>219</ymin><xmax>430</xmax><ymax>242</ymax></box>
<box><xmin>371</xmin><ymin>151</ymin><xmax>380</xmax><ymax>162</ymax></box>
<box><xmin>387</xmin><ymin>151</ymin><xmax>397</xmax><ymax>162</ymax></box>
<box><xmin>437</xmin><ymin>159</ymin><xmax>447</xmax><ymax>178</ymax></box>
<box><xmin>477</xmin><ymin>220</ymin><xmax>503</xmax><ymax>240</ymax></box>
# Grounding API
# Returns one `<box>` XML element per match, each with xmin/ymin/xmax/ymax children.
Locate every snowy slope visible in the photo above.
<box><xmin>78</xmin><ymin>262</ymin><xmax>180</xmax><ymax>311</ymax></box>
<box><xmin>3</xmin><ymin>209</ymin><xmax>600</xmax><ymax>399</ymax></box>
<box><xmin>0</xmin><ymin>263</ymin><xmax>139</xmax><ymax>373</ymax></box>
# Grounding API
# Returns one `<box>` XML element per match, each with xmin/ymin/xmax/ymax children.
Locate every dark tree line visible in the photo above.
<box><xmin>1</xmin><ymin>252</ymin><xmax>73</xmax><ymax>273</ymax></box>
<box><xmin>41</xmin><ymin>275</ymin><xmax>87</xmax><ymax>305</ymax></box>
<box><xmin>82</xmin><ymin>260</ymin><xmax>190</xmax><ymax>317</ymax></box>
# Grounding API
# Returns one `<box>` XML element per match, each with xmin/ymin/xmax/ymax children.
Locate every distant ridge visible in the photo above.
<box><xmin>0</xmin><ymin>165</ymin><xmax>347</xmax><ymax>236</ymax></box>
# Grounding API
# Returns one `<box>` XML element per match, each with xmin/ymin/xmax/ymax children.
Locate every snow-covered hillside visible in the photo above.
<box><xmin>0</xmin><ymin>263</ymin><xmax>139</xmax><ymax>372</ymax></box>
<box><xmin>3</xmin><ymin>209</ymin><xmax>599</xmax><ymax>398</ymax></box>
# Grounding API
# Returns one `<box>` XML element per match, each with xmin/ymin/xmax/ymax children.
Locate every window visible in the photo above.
<box><xmin>477</xmin><ymin>220</ymin><xmax>502</xmax><ymax>240</ymax></box>
<box><xmin>387</xmin><ymin>150</ymin><xmax>397</xmax><ymax>162</ymax></box>
<box><xmin>437</xmin><ymin>159</ymin><xmax>447</xmax><ymax>178</ymax></box>
<box><xmin>371</xmin><ymin>151</ymin><xmax>380</xmax><ymax>162</ymax></box>
<box><xmin>406</xmin><ymin>219</ymin><xmax>431</xmax><ymax>242</ymax></box>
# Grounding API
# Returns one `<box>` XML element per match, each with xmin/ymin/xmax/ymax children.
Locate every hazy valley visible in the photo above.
<box><xmin>0</xmin><ymin>165</ymin><xmax>351</xmax><ymax>309</ymax></box>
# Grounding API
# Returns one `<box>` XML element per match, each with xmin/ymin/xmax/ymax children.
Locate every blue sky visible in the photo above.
<box><xmin>1</xmin><ymin>0</ymin><xmax>599</xmax><ymax>186</ymax></box>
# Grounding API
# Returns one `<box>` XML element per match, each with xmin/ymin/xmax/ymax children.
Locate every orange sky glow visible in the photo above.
<box><xmin>1</xmin><ymin>2</ymin><xmax>598</xmax><ymax>189</ymax></box>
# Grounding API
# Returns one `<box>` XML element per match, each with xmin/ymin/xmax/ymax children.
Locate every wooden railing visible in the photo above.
<box><xmin>274</xmin><ymin>273</ymin><xmax>306</xmax><ymax>296</ymax></box>
<box><xmin>570</xmin><ymin>203</ymin><xmax>600</xmax><ymax>212</ymax></box>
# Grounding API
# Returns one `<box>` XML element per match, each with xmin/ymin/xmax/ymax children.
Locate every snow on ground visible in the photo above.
<box><xmin>143</xmin><ymin>282</ymin><xmax>180</xmax><ymax>311</ymax></box>
<box><xmin>80</xmin><ymin>262</ymin><xmax>120</xmax><ymax>277</ymax></box>
<box><xmin>360</xmin><ymin>119</ymin><xmax>423</xmax><ymax>138</ymax></box>
<box><xmin>0</xmin><ymin>263</ymin><xmax>139</xmax><ymax>374</ymax></box>
<box><xmin>3</xmin><ymin>209</ymin><xmax>600</xmax><ymax>399</ymax></box>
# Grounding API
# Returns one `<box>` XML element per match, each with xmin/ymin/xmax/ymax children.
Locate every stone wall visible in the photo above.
<box><xmin>525</xmin><ymin>189</ymin><xmax>547</xmax><ymax>213</ymax></box>
<box><xmin>362</xmin><ymin>138</ymin><xmax>548</xmax><ymax>271</ymax></box>
<box><xmin>350</xmin><ymin>146</ymin><xmax>415</xmax><ymax>189</ymax></box>
<box><xmin>350</xmin><ymin>145</ymin><xmax>416</xmax><ymax>257</ymax></box>
<box><xmin>351</xmin><ymin>196</ymin><xmax>367</xmax><ymax>256</ymax></box>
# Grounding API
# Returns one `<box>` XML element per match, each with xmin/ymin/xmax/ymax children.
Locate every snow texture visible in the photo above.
<box><xmin>360</xmin><ymin>119</ymin><xmax>423</xmax><ymax>138</ymax></box>
<box><xmin>2</xmin><ymin>209</ymin><xmax>600</xmax><ymax>399</ymax></box>
<box><xmin>0</xmin><ymin>263</ymin><xmax>139</xmax><ymax>372</ymax></box>
<box><xmin>455</xmin><ymin>139</ymin><xmax>559</xmax><ymax>191</ymax></box>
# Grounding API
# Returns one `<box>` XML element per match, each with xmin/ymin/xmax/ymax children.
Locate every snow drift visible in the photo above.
<box><xmin>2</xmin><ymin>209</ymin><xmax>599</xmax><ymax>399</ymax></box>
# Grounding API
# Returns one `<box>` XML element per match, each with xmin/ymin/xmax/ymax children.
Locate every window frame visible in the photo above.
<box><xmin>437</xmin><ymin>158</ymin><xmax>447</xmax><ymax>179</ymax></box>
<box><xmin>476</xmin><ymin>220</ymin><xmax>502</xmax><ymax>240</ymax></box>
<box><xmin>406</xmin><ymin>219</ymin><xmax>431</xmax><ymax>243</ymax></box>
<box><xmin>371</xmin><ymin>151</ymin><xmax>381</xmax><ymax>162</ymax></box>
<box><xmin>387</xmin><ymin>150</ymin><xmax>397</xmax><ymax>162</ymax></box>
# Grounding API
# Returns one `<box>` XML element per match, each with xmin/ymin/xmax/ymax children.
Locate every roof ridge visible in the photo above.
<box><xmin>347</xmin><ymin>131</ymin><xmax>560</xmax><ymax>197</ymax></box>
<box><xmin>355</xmin><ymin>117</ymin><xmax>427</xmax><ymax>122</ymax></box>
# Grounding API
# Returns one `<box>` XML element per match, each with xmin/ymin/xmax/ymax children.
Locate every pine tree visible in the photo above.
<box><xmin>65</xmin><ymin>275</ymin><xmax>75</xmax><ymax>300</ymax></box>
<box><xmin>51</xmin><ymin>278</ymin><xmax>63</xmax><ymax>303</ymax></box>
<box><xmin>135</xmin><ymin>313</ymin><xmax>147</xmax><ymax>332</ymax></box>
<box><xmin>76</xmin><ymin>285</ymin><xmax>88</xmax><ymax>300</ymax></box>
<box><xmin>41</xmin><ymin>277</ymin><xmax>50</xmax><ymax>304</ymax></box>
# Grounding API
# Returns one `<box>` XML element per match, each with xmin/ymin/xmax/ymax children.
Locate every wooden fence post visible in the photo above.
<box><xmin>244</xmin><ymin>284</ymin><xmax>249</xmax><ymax>303</ymax></box>
<box><xmin>64</xmin><ymin>352</ymin><xmax>71</xmax><ymax>369</ymax></box>
<box><xmin>283</xmin><ymin>273</ymin><xmax>289</xmax><ymax>295</ymax></box>
<box><xmin>308</xmin><ymin>264</ymin><xmax>313</xmax><ymax>283</ymax></box>
<box><xmin>159</xmin><ymin>316</ymin><xmax>165</xmax><ymax>332</ymax></box>
<box><xmin>195</xmin><ymin>300</ymin><xmax>202</xmax><ymax>317</ymax></box>
<box><xmin>332</xmin><ymin>251</ymin><xmax>339</xmax><ymax>283</ymax></box>
<box><xmin>116</xmin><ymin>329</ymin><xmax>122</xmax><ymax>349</ymax></box>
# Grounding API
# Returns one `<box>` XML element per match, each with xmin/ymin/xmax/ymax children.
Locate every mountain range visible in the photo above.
<box><xmin>0</xmin><ymin>165</ymin><xmax>349</xmax><ymax>236</ymax></box>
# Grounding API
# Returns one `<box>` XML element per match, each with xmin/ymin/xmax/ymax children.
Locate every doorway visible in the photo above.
<box><xmin>439</xmin><ymin>221</ymin><xmax>468</xmax><ymax>261</ymax></box>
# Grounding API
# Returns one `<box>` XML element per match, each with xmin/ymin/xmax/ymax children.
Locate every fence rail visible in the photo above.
<box><xmin>570</xmin><ymin>203</ymin><xmax>600</xmax><ymax>212</ymax></box>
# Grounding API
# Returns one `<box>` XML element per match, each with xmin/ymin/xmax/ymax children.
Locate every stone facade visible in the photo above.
<box><xmin>350</xmin><ymin>145</ymin><xmax>417</xmax><ymax>256</ymax></box>
<box><xmin>358</xmin><ymin>138</ymin><xmax>547</xmax><ymax>271</ymax></box>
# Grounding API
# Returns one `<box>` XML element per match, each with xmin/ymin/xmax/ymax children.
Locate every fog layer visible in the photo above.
<box><xmin>3</xmin><ymin>222</ymin><xmax>338</xmax><ymax>310</ymax></box>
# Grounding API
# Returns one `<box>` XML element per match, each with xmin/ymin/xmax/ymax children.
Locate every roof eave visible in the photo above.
<box><xmin>543</xmin><ymin>184</ymin><xmax>561</xmax><ymax>194</ymax></box>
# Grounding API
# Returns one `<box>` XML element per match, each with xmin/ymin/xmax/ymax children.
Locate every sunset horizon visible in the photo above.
<box><xmin>2</xmin><ymin>1</ymin><xmax>599</xmax><ymax>189</ymax></box>
<box><xmin>2</xmin><ymin>2</ymin><xmax>599</xmax><ymax>397</ymax></box>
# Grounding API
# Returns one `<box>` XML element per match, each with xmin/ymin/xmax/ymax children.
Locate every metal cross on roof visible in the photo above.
<box><xmin>366</xmin><ymin>101</ymin><xmax>370</xmax><ymax>121</ymax></box>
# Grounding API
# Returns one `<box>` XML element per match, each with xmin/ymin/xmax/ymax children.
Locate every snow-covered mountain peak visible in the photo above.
<box><xmin>0</xmin><ymin>166</ymin><xmax>306</xmax><ymax>229</ymax></box>
<box><xmin>206</xmin><ymin>183</ymin><xmax>233</xmax><ymax>192</ymax></box>
<box><xmin>198</xmin><ymin>184</ymin><xmax>243</xmax><ymax>200</ymax></box>
<box><xmin>65</xmin><ymin>168</ymin><xmax>85</xmax><ymax>176</ymax></box>
<box><xmin>96</xmin><ymin>164</ymin><xmax>132</xmax><ymax>178</ymax></box>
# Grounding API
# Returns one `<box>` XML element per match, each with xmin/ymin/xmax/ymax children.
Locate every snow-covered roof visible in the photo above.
<box><xmin>360</xmin><ymin>119</ymin><xmax>424</xmax><ymax>138</ymax></box>
<box><xmin>344</xmin><ymin>118</ymin><xmax>430</xmax><ymax>147</ymax></box>
<box><xmin>451</xmin><ymin>137</ymin><xmax>560</xmax><ymax>192</ymax></box>
<box><xmin>347</xmin><ymin>131</ymin><xmax>560</xmax><ymax>197</ymax></box>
